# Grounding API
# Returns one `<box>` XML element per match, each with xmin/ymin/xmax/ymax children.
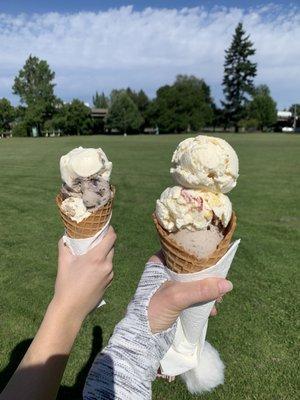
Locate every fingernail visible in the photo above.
<box><xmin>218</xmin><ymin>280</ymin><xmax>233</xmax><ymax>294</ymax></box>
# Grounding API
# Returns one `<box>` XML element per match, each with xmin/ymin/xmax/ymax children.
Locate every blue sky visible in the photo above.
<box><xmin>0</xmin><ymin>1</ymin><xmax>295</xmax><ymax>14</ymax></box>
<box><xmin>0</xmin><ymin>2</ymin><xmax>299</xmax><ymax>108</ymax></box>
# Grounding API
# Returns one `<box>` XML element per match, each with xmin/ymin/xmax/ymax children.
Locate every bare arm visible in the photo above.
<box><xmin>0</xmin><ymin>227</ymin><xmax>116</xmax><ymax>400</ymax></box>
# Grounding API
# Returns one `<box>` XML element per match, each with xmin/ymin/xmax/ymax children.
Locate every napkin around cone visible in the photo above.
<box><xmin>160</xmin><ymin>240</ymin><xmax>240</xmax><ymax>376</ymax></box>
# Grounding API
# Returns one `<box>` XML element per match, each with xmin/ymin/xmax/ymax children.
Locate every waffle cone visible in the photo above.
<box><xmin>153</xmin><ymin>211</ymin><xmax>237</xmax><ymax>274</ymax></box>
<box><xmin>56</xmin><ymin>186</ymin><xmax>115</xmax><ymax>239</ymax></box>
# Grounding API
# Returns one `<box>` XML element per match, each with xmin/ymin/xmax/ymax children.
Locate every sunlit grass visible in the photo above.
<box><xmin>0</xmin><ymin>133</ymin><xmax>299</xmax><ymax>399</ymax></box>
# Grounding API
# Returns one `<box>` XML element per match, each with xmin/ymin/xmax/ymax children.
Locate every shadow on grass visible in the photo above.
<box><xmin>0</xmin><ymin>326</ymin><xmax>104</xmax><ymax>399</ymax></box>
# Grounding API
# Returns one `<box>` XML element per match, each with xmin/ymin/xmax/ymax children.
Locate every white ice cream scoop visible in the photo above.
<box><xmin>170</xmin><ymin>135</ymin><xmax>239</xmax><ymax>193</ymax></box>
<box><xmin>60</xmin><ymin>147</ymin><xmax>112</xmax><ymax>188</ymax></box>
<box><xmin>156</xmin><ymin>186</ymin><xmax>232</xmax><ymax>232</ymax></box>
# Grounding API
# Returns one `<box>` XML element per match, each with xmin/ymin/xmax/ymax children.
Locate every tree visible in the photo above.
<box><xmin>126</xmin><ymin>88</ymin><xmax>149</xmax><ymax>112</ymax></box>
<box><xmin>222</xmin><ymin>23</ymin><xmax>257</xmax><ymax>132</ymax></box>
<box><xmin>107</xmin><ymin>91</ymin><xmax>143</xmax><ymax>134</ymax></box>
<box><xmin>148</xmin><ymin>75</ymin><xmax>213</xmax><ymax>133</ymax></box>
<box><xmin>44</xmin><ymin>99</ymin><xmax>92</xmax><ymax>136</ymax></box>
<box><xmin>63</xmin><ymin>99</ymin><xmax>92</xmax><ymax>135</ymax></box>
<box><xmin>93</xmin><ymin>91</ymin><xmax>108</xmax><ymax>108</ymax></box>
<box><xmin>126</xmin><ymin>88</ymin><xmax>150</xmax><ymax>128</ymax></box>
<box><xmin>248</xmin><ymin>85</ymin><xmax>277</xmax><ymax>131</ymax></box>
<box><xmin>211</xmin><ymin>103</ymin><xmax>226</xmax><ymax>132</ymax></box>
<box><xmin>12</xmin><ymin>55</ymin><xmax>56</xmax><ymax>134</ymax></box>
<box><xmin>0</xmin><ymin>98</ymin><xmax>15</xmax><ymax>132</ymax></box>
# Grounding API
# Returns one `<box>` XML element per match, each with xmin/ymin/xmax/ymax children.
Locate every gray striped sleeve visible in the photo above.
<box><xmin>83</xmin><ymin>262</ymin><xmax>177</xmax><ymax>400</ymax></box>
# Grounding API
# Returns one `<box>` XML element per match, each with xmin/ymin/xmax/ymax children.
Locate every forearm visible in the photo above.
<box><xmin>0</xmin><ymin>299</ymin><xmax>82</xmax><ymax>400</ymax></box>
<box><xmin>84</xmin><ymin>262</ymin><xmax>176</xmax><ymax>400</ymax></box>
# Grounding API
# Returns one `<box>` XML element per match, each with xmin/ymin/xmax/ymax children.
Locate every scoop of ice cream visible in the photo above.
<box><xmin>156</xmin><ymin>186</ymin><xmax>232</xmax><ymax>232</ymax></box>
<box><xmin>170</xmin><ymin>135</ymin><xmax>239</xmax><ymax>193</ymax></box>
<box><xmin>60</xmin><ymin>197</ymin><xmax>91</xmax><ymax>223</ymax></box>
<box><xmin>60</xmin><ymin>183</ymin><xmax>82</xmax><ymax>200</ymax></box>
<box><xmin>169</xmin><ymin>225</ymin><xmax>224</xmax><ymax>259</ymax></box>
<box><xmin>60</xmin><ymin>147</ymin><xmax>112</xmax><ymax>188</ymax></box>
<box><xmin>81</xmin><ymin>176</ymin><xmax>111</xmax><ymax>210</ymax></box>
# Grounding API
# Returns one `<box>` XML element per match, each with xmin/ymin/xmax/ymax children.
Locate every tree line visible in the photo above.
<box><xmin>0</xmin><ymin>23</ymin><xmax>294</xmax><ymax>136</ymax></box>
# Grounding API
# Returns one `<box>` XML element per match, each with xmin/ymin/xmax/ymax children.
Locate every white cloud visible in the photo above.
<box><xmin>0</xmin><ymin>4</ymin><xmax>299</xmax><ymax>108</ymax></box>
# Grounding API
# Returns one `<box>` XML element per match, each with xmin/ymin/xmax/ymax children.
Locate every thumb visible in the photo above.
<box><xmin>173</xmin><ymin>278</ymin><xmax>233</xmax><ymax>311</ymax></box>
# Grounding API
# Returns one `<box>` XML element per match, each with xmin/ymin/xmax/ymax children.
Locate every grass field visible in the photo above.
<box><xmin>0</xmin><ymin>133</ymin><xmax>299</xmax><ymax>399</ymax></box>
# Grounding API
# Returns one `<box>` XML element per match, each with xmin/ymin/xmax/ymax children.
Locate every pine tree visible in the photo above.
<box><xmin>222</xmin><ymin>23</ymin><xmax>257</xmax><ymax>132</ymax></box>
<box><xmin>93</xmin><ymin>91</ymin><xmax>108</xmax><ymax>108</ymax></box>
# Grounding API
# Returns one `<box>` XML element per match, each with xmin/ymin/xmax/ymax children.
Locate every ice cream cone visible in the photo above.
<box><xmin>153</xmin><ymin>211</ymin><xmax>237</xmax><ymax>274</ymax></box>
<box><xmin>56</xmin><ymin>186</ymin><xmax>115</xmax><ymax>239</ymax></box>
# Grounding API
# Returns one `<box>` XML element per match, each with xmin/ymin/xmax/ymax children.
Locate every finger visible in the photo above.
<box><xmin>57</xmin><ymin>237</ymin><xmax>74</xmax><ymax>261</ymax></box>
<box><xmin>85</xmin><ymin>226</ymin><xmax>116</xmax><ymax>259</ymax></box>
<box><xmin>106</xmin><ymin>247</ymin><xmax>114</xmax><ymax>263</ymax></box>
<box><xmin>58</xmin><ymin>238</ymin><xmax>65</xmax><ymax>252</ymax></box>
<box><xmin>210</xmin><ymin>306</ymin><xmax>218</xmax><ymax>316</ymax></box>
<box><xmin>216</xmin><ymin>297</ymin><xmax>223</xmax><ymax>303</ymax></box>
<box><xmin>148</xmin><ymin>250</ymin><xmax>165</xmax><ymax>266</ymax></box>
<box><xmin>173</xmin><ymin>278</ymin><xmax>233</xmax><ymax>310</ymax></box>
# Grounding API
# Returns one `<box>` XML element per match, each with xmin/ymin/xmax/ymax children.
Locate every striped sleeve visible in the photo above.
<box><xmin>83</xmin><ymin>262</ymin><xmax>177</xmax><ymax>400</ymax></box>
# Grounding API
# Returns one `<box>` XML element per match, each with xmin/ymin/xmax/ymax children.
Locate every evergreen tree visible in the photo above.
<box><xmin>249</xmin><ymin>85</ymin><xmax>277</xmax><ymax>131</ymax></box>
<box><xmin>13</xmin><ymin>55</ymin><xmax>56</xmax><ymax>134</ymax></box>
<box><xmin>222</xmin><ymin>23</ymin><xmax>257</xmax><ymax>132</ymax></box>
<box><xmin>107</xmin><ymin>91</ymin><xmax>143</xmax><ymax>134</ymax></box>
<box><xmin>93</xmin><ymin>91</ymin><xmax>108</xmax><ymax>108</ymax></box>
<box><xmin>126</xmin><ymin>88</ymin><xmax>150</xmax><ymax>129</ymax></box>
<box><xmin>126</xmin><ymin>88</ymin><xmax>149</xmax><ymax>113</ymax></box>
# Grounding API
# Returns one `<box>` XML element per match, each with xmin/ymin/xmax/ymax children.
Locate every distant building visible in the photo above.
<box><xmin>91</xmin><ymin>108</ymin><xmax>108</xmax><ymax>119</ymax></box>
<box><xmin>277</xmin><ymin>111</ymin><xmax>292</xmax><ymax>119</ymax></box>
<box><xmin>275</xmin><ymin>110</ymin><xmax>299</xmax><ymax>132</ymax></box>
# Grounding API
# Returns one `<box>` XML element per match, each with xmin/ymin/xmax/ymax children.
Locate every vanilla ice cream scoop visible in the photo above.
<box><xmin>156</xmin><ymin>186</ymin><xmax>232</xmax><ymax>232</ymax></box>
<box><xmin>60</xmin><ymin>197</ymin><xmax>91</xmax><ymax>223</ymax></box>
<box><xmin>170</xmin><ymin>135</ymin><xmax>239</xmax><ymax>193</ymax></box>
<box><xmin>60</xmin><ymin>147</ymin><xmax>112</xmax><ymax>188</ymax></box>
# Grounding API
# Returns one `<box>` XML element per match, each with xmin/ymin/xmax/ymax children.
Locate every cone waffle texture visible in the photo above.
<box><xmin>153</xmin><ymin>211</ymin><xmax>237</xmax><ymax>274</ymax></box>
<box><xmin>56</xmin><ymin>186</ymin><xmax>115</xmax><ymax>239</ymax></box>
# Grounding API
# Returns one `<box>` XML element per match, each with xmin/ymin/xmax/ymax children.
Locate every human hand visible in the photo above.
<box><xmin>52</xmin><ymin>226</ymin><xmax>116</xmax><ymax>324</ymax></box>
<box><xmin>148</xmin><ymin>252</ymin><xmax>233</xmax><ymax>333</ymax></box>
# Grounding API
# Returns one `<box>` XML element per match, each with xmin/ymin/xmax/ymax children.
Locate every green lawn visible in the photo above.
<box><xmin>0</xmin><ymin>133</ymin><xmax>299</xmax><ymax>399</ymax></box>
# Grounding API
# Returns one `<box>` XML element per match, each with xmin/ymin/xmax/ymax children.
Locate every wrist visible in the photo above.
<box><xmin>48</xmin><ymin>297</ymin><xmax>84</xmax><ymax>334</ymax></box>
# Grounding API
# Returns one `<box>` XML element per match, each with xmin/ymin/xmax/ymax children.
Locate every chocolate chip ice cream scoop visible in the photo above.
<box><xmin>81</xmin><ymin>175</ymin><xmax>111</xmax><ymax>211</ymax></box>
<box><xmin>60</xmin><ymin>180</ymin><xmax>82</xmax><ymax>200</ymax></box>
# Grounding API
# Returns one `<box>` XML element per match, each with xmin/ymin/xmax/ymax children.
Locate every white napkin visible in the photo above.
<box><xmin>62</xmin><ymin>214</ymin><xmax>112</xmax><ymax>307</ymax></box>
<box><xmin>160</xmin><ymin>239</ymin><xmax>240</xmax><ymax>376</ymax></box>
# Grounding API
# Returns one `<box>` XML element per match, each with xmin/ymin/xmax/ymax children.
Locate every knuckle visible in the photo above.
<box><xmin>198</xmin><ymin>280</ymin><xmax>215</xmax><ymax>300</ymax></box>
<box><xmin>111</xmin><ymin>231</ymin><xmax>117</xmax><ymax>242</ymax></box>
<box><xmin>167</xmin><ymin>284</ymin><xmax>182</xmax><ymax>305</ymax></box>
<box><xmin>108</xmin><ymin>226</ymin><xmax>116</xmax><ymax>238</ymax></box>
